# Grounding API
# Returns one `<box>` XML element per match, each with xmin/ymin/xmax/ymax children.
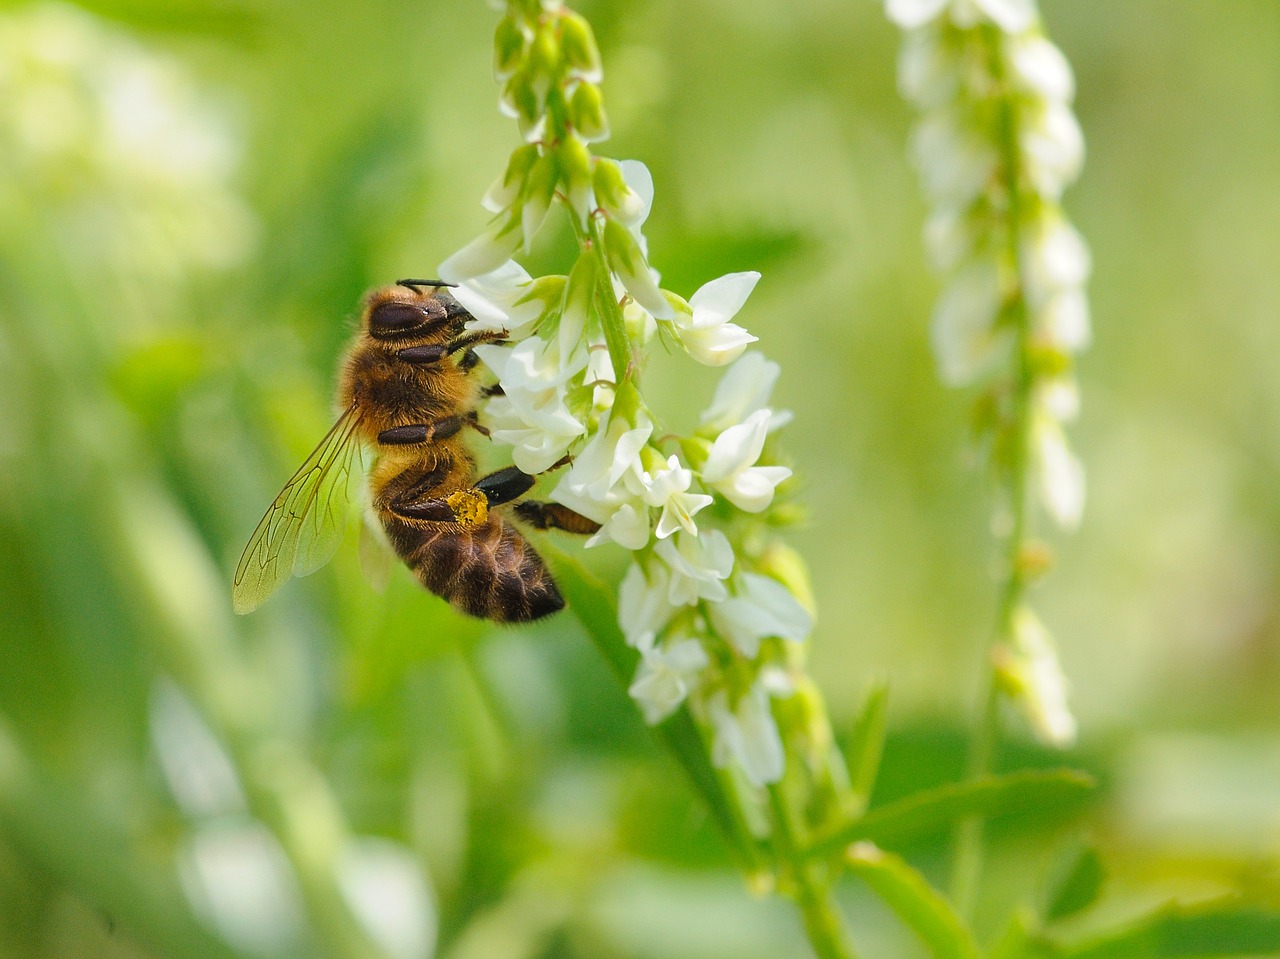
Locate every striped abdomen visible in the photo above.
<box><xmin>390</xmin><ymin>514</ymin><xmax>564</xmax><ymax>622</ymax></box>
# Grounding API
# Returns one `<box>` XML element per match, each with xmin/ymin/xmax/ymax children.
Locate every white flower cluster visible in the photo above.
<box><xmin>888</xmin><ymin>0</ymin><xmax>1087</xmax><ymax>745</ymax></box>
<box><xmin>445</xmin><ymin>165</ymin><xmax>805</xmax><ymax>784</ymax></box>
<box><xmin>443</xmin><ymin>1</ymin><xmax>818</xmax><ymax>788</ymax></box>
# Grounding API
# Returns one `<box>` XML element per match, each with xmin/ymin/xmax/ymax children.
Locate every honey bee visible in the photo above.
<box><xmin>233</xmin><ymin>279</ymin><xmax>599</xmax><ymax>622</ymax></box>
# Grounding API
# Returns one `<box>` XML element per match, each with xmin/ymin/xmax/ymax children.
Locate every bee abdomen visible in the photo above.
<box><xmin>409</xmin><ymin>517</ymin><xmax>564</xmax><ymax>622</ymax></box>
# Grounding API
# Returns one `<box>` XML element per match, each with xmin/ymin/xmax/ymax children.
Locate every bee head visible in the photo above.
<box><xmin>365</xmin><ymin>284</ymin><xmax>471</xmax><ymax>341</ymax></box>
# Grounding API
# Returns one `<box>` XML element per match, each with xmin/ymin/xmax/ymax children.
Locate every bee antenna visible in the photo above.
<box><xmin>397</xmin><ymin>278</ymin><xmax>457</xmax><ymax>291</ymax></box>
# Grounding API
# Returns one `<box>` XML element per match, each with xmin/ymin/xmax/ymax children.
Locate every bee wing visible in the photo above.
<box><xmin>358</xmin><ymin>506</ymin><xmax>395</xmax><ymax>594</ymax></box>
<box><xmin>233</xmin><ymin>404</ymin><xmax>364</xmax><ymax>614</ymax></box>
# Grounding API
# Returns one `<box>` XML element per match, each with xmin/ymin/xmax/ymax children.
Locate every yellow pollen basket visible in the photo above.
<box><xmin>446</xmin><ymin>488</ymin><xmax>489</xmax><ymax>528</ymax></box>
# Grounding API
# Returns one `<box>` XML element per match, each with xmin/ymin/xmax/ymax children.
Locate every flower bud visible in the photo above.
<box><xmin>557</xmin><ymin>133</ymin><xmax>596</xmax><ymax>228</ymax></box>
<box><xmin>482</xmin><ymin>142</ymin><xmax>539</xmax><ymax>213</ymax></box>
<box><xmin>568</xmin><ymin>80</ymin><xmax>609</xmax><ymax>142</ymax></box>
<box><xmin>594</xmin><ymin>158</ymin><xmax>646</xmax><ymax>223</ymax></box>
<box><xmin>527</xmin><ymin>22</ymin><xmax>560</xmax><ymax>91</ymax></box>
<box><xmin>493</xmin><ymin>14</ymin><xmax>526</xmax><ymax>80</ymax></box>
<box><xmin>756</xmin><ymin>542</ymin><xmax>816</xmax><ymax>620</ymax></box>
<box><xmin>500</xmin><ymin>69</ymin><xmax>540</xmax><ymax>128</ymax></box>
<box><xmin>604</xmin><ymin>218</ymin><xmax>672</xmax><ymax>319</ymax></box>
<box><xmin>560</xmin><ymin>253</ymin><xmax>597</xmax><ymax>356</ymax></box>
<box><xmin>559</xmin><ymin>11</ymin><xmax>603</xmax><ymax>81</ymax></box>
<box><xmin>520</xmin><ymin>151</ymin><xmax>558</xmax><ymax>250</ymax></box>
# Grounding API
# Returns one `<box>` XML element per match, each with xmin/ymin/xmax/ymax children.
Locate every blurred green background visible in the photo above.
<box><xmin>2</xmin><ymin>0</ymin><xmax>1280</xmax><ymax>957</ymax></box>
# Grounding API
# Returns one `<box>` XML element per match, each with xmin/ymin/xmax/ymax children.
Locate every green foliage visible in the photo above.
<box><xmin>2</xmin><ymin>1</ymin><xmax>1280</xmax><ymax>958</ymax></box>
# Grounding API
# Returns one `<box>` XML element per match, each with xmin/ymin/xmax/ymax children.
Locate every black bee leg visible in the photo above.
<box><xmin>473</xmin><ymin>466</ymin><xmax>535</xmax><ymax>506</ymax></box>
<box><xmin>514</xmin><ymin>501</ymin><xmax>602</xmax><ymax>535</ymax></box>
<box><xmin>388</xmin><ymin>466</ymin><xmax>535</xmax><ymax>528</ymax></box>
<box><xmin>458</xmin><ymin>348</ymin><xmax>482</xmax><ymax>372</ymax></box>
<box><xmin>464</xmin><ymin>409</ymin><xmax>490</xmax><ymax>438</ymax></box>
<box><xmin>396</xmin><ymin>344</ymin><xmax>447</xmax><ymax>366</ymax></box>
<box><xmin>378</xmin><ymin>415</ymin><xmax>463</xmax><ymax>446</ymax></box>
<box><xmin>396</xmin><ymin>277</ymin><xmax>456</xmax><ymax>291</ymax></box>
<box><xmin>482</xmin><ymin>383</ymin><xmax>505</xmax><ymax>398</ymax></box>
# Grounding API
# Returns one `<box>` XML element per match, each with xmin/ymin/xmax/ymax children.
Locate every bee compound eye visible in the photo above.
<box><xmin>368</xmin><ymin>300</ymin><xmax>428</xmax><ymax>335</ymax></box>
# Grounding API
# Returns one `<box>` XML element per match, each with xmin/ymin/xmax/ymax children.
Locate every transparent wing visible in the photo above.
<box><xmin>358</xmin><ymin>506</ymin><xmax>395</xmax><ymax>594</ymax></box>
<box><xmin>232</xmin><ymin>404</ymin><xmax>364</xmax><ymax>614</ymax></box>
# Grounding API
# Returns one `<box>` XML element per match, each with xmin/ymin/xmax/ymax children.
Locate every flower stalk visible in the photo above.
<box><xmin>885</xmin><ymin>0</ymin><xmax>1091</xmax><ymax>913</ymax></box>
<box><xmin>442</xmin><ymin>3</ymin><xmax>861</xmax><ymax>954</ymax></box>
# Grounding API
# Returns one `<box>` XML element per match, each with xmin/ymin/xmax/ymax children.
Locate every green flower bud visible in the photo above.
<box><xmin>528</xmin><ymin>22</ymin><xmax>561</xmax><ymax>88</ymax></box>
<box><xmin>757</xmin><ymin>542</ymin><xmax>816</xmax><ymax>620</ymax></box>
<box><xmin>493</xmin><ymin>14</ymin><xmax>526</xmax><ymax>80</ymax></box>
<box><xmin>569</xmin><ymin>80</ymin><xmax>609</xmax><ymax>142</ymax></box>
<box><xmin>593</xmin><ymin>158</ymin><xmax>646</xmax><ymax>224</ymax></box>
<box><xmin>520</xmin><ymin>151</ymin><xmax>559</xmax><ymax>249</ymax></box>
<box><xmin>559</xmin><ymin>11</ymin><xmax>602</xmax><ymax>81</ymax></box>
<box><xmin>556</xmin><ymin>133</ymin><xmax>596</xmax><ymax>227</ymax></box>
<box><xmin>679</xmin><ymin>436</ymin><xmax>713</xmax><ymax>472</ymax></box>
<box><xmin>501</xmin><ymin>69</ymin><xmax>541</xmax><ymax>130</ymax></box>
<box><xmin>483</xmin><ymin>143</ymin><xmax>539</xmax><ymax>212</ymax></box>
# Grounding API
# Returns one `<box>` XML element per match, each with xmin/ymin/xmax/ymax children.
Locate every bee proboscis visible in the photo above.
<box><xmin>233</xmin><ymin>280</ymin><xmax>599</xmax><ymax>622</ymax></box>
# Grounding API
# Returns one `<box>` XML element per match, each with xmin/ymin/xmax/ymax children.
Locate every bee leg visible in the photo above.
<box><xmin>378</xmin><ymin>416</ymin><xmax>464</xmax><ymax>446</ymax></box>
<box><xmin>396</xmin><ymin>344</ymin><xmax>448</xmax><ymax>365</ymax></box>
<box><xmin>482</xmin><ymin>383</ymin><xmax>505</xmax><ymax>398</ymax></box>
<box><xmin>458</xmin><ymin>348</ymin><xmax>482</xmax><ymax>373</ymax></box>
<box><xmin>514</xmin><ymin>501</ymin><xmax>602</xmax><ymax>535</ymax></box>
<box><xmin>473</xmin><ymin>466</ymin><xmax>535</xmax><ymax>506</ymax></box>
<box><xmin>464</xmin><ymin>409</ymin><xmax>490</xmax><ymax>438</ymax></box>
<box><xmin>445</xmin><ymin>328</ymin><xmax>509</xmax><ymax>356</ymax></box>
<box><xmin>388</xmin><ymin>466</ymin><xmax>534</xmax><ymax>527</ymax></box>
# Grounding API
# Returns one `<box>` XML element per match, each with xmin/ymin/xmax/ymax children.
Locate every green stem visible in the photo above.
<box><xmin>949</xmin><ymin>26</ymin><xmax>1037</xmax><ymax>918</ymax></box>
<box><xmin>768</xmin><ymin>785</ymin><xmax>860</xmax><ymax>959</ymax></box>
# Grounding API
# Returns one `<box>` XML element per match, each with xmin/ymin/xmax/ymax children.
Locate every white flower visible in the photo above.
<box><xmin>554</xmin><ymin>408</ymin><xmax>652</xmax><ymax>504</ymax></box>
<box><xmin>708</xmin><ymin>682</ymin><xmax>785</xmax><ymax>787</ymax></box>
<box><xmin>628</xmin><ymin>631</ymin><xmax>709</xmax><ymax>724</ymax></box>
<box><xmin>709</xmin><ymin>573</ymin><xmax>812</xmax><ymax>659</ymax></box>
<box><xmin>672</xmin><ymin>272</ymin><xmax>761</xmax><ymax>367</ymax></box>
<box><xmin>438</xmin><ymin>212</ymin><xmax>523</xmax><ymax>284</ymax></box>
<box><xmin>452</xmin><ymin>260</ymin><xmax>548</xmax><ymax>337</ymax></box>
<box><xmin>898</xmin><ymin>28</ymin><xmax>959</xmax><ymax>109</ymax></box>
<box><xmin>1021</xmin><ymin>218</ymin><xmax>1091</xmax><ymax>309</ymax></box>
<box><xmin>923</xmin><ymin>205</ymin><xmax>979</xmax><ymax>273</ymax></box>
<box><xmin>618</xmin><ymin>159</ymin><xmax>655</xmax><ymax>239</ymax></box>
<box><xmin>931</xmin><ymin>256</ymin><xmax>1010</xmax><ymax>386</ymax></box>
<box><xmin>627</xmin><ymin>454</ymin><xmax>712</xmax><ymax>539</ymax></box>
<box><xmin>476</xmin><ymin>336</ymin><xmax>586</xmax><ymax>473</ymax></box>
<box><xmin>1020</xmin><ymin>101</ymin><xmax>1085</xmax><ymax>200</ymax></box>
<box><xmin>484</xmin><ymin>394</ymin><xmax>585</xmax><ymax>474</ymax></box>
<box><xmin>700</xmin><ymin>351</ymin><xmax>792</xmax><ymax>435</ymax></box>
<box><xmin>1038</xmin><ymin>287</ymin><xmax>1091</xmax><ymax>353</ymax></box>
<box><xmin>1033</xmin><ymin>413</ymin><xmax>1084</xmax><ymax>530</ymax></box>
<box><xmin>618</xmin><ymin>561</ymin><xmax>679</xmax><ymax>645</ymax></box>
<box><xmin>653</xmin><ymin>529</ymin><xmax>734</xmax><ymax>606</ymax></box>
<box><xmin>951</xmin><ymin>0</ymin><xmax>1035</xmax><ymax>33</ymax></box>
<box><xmin>910</xmin><ymin>109</ymin><xmax>998</xmax><ymax>208</ymax></box>
<box><xmin>700</xmin><ymin>409</ymin><xmax>791</xmax><ymax>513</ymax></box>
<box><xmin>885</xmin><ymin>0</ymin><xmax>949</xmax><ymax>29</ymax></box>
<box><xmin>1006</xmin><ymin>607</ymin><xmax>1076</xmax><ymax>746</ymax></box>
<box><xmin>1008</xmin><ymin>34</ymin><xmax>1074</xmax><ymax>103</ymax></box>
<box><xmin>551</xmin><ymin>408</ymin><xmax>654</xmax><ymax>548</ymax></box>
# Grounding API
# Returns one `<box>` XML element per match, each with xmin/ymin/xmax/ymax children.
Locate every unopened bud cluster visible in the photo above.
<box><xmin>888</xmin><ymin>0</ymin><xmax>1087</xmax><ymax>745</ymax></box>
<box><xmin>441</xmin><ymin>1</ymin><xmax>830</xmax><ymax>788</ymax></box>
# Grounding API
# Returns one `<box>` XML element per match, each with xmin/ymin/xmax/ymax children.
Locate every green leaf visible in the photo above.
<box><xmin>846</xmin><ymin>843</ymin><xmax>981</xmax><ymax>959</ymax></box>
<box><xmin>1044</xmin><ymin>841</ymin><xmax>1105</xmax><ymax>922</ymax></box>
<box><xmin>805</xmin><ymin>769</ymin><xmax>1095</xmax><ymax>857</ymax></box>
<box><xmin>545</xmin><ymin>546</ymin><xmax>766</xmax><ymax>874</ymax></box>
<box><xmin>845</xmin><ymin>678</ymin><xmax>890</xmax><ymax>811</ymax></box>
<box><xmin>1058</xmin><ymin>901</ymin><xmax>1280</xmax><ymax>959</ymax></box>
